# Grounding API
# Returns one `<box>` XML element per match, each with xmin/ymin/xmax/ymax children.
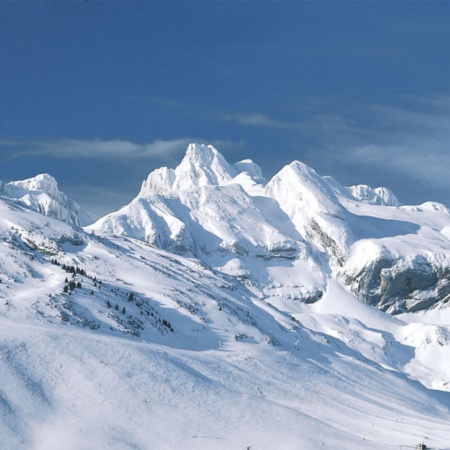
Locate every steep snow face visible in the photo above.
<box><xmin>348</xmin><ymin>184</ymin><xmax>400</xmax><ymax>206</ymax></box>
<box><xmin>92</xmin><ymin>144</ymin><xmax>293</xmax><ymax>260</ymax></box>
<box><xmin>89</xmin><ymin>196</ymin><xmax>196</xmax><ymax>255</ymax></box>
<box><xmin>93</xmin><ymin>185</ymin><xmax>300</xmax><ymax>260</ymax></box>
<box><xmin>174</xmin><ymin>143</ymin><xmax>237</xmax><ymax>189</ymax></box>
<box><xmin>265</xmin><ymin>161</ymin><xmax>351</xmax><ymax>265</ymax></box>
<box><xmin>89</xmin><ymin>145</ymin><xmax>325</xmax><ymax>301</ymax></box>
<box><xmin>90</xmin><ymin>142</ymin><xmax>450</xmax><ymax>313</ymax></box>
<box><xmin>2</xmin><ymin>174</ymin><xmax>90</xmax><ymax>227</ymax></box>
<box><xmin>139</xmin><ymin>143</ymin><xmax>237</xmax><ymax>196</ymax></box>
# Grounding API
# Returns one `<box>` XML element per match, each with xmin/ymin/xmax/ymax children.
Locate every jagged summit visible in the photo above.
<box><xmin>1</xmin><ymin>173</ymin><xmax>90</xmax><ymax>227</ymax></box>
<box><xmin>174</xmin><ymin>143</ymin><xmax>236</xmax><ymax>188</ymax></box>
<box><xmin>139</xmin><ymin>143</ymin><xmax>238</xmax><ymax>197</ymax></box>
<box><xmin>8</xmin><ymin>173</ymin><xmax>60</xmax><ymax>196</ymax></box>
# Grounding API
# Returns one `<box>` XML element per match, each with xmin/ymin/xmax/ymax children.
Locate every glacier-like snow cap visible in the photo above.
<box><xmin>8</xmin><ymin>173</ymin><xmax>60</xmax><ymax>198</ymax></box>
<box><xmin>1</xmin><ymin>173</ymin><xmax>90</xmax><ymax>227</ymax></box>
<box><xmin>233</xmin><ymin>159</ymin><xmax>263</xmax><ymax>179</ymax></box>
<box><xmin>140</xmin><ymin>143</ymin><xmax>240</xmax><ymax>196</ymax></box>
<box><xmin>348</xmin><ymin>184</ymin><xmax>400</xmax><ymax>207</ymax></box>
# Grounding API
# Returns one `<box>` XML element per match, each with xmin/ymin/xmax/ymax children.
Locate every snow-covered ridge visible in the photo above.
<box><xmin>139</xmin><ymin>143</ymin><xmax>238</xmax><ymax>196</ymax></box>
<box><xmin>89</xmin><ymin>142</ymin><xmax>450</xmax><ymax>315</ymax></box>
<box><xmin>347</xmin><ymin>184</ymin><xmax>400</xmax><ymax>206</ymax></box>
<box><xmin>2</xmin><ymin>144</ymin><xmax>450</xmax><ymax>449</ymax></box>
<box><xmin>1</xmin><ymin>173</ymin><xmax>90</xmax><ymax>227</ymax></box>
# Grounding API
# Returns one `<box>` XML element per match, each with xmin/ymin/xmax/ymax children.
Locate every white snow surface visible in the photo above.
<box><xmin>1</xmin><ymin>173</ymin><xmax>90</xmax><ymax>227</ymax></box>
<box><xmin>347</xmin><ymin>184</ymin><xmax>401</xmax><ymax>207</ymax></box>
<box><xmin>2</xmin><ymin>143</ymin><xmax>450</xmax><ymax>449</ymax></box>
<box><xmin>90</xmin><ymin>143</ymin><xmax>450</xmax><ymax>310</ymax></box>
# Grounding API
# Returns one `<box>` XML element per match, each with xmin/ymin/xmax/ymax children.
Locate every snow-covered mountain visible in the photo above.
<box><xmin>2</xmin><ymin>143</ymin><xmax>450</xmax><ymax>449</ymax></box>
<box><xmin>0</xmin><ymin>173</ymin><xmax>90</xmax><ymax>227</ymax></box>
<box><xmin>91</xmin><ymin>143</ymin><xmax>450</xmax><ymax>314</ymax></box>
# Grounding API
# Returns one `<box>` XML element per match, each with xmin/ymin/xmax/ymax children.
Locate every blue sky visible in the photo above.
<box><xmin>2</xmin><ymin>2</ymin><xmax>450</xmax><ymax>220</ymax></box>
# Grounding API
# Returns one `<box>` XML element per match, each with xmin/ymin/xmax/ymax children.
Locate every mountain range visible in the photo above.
<box><xmin>1</xmin><ymin>143</ymin><xmax>450</xmax><ymax>449</ymax></box>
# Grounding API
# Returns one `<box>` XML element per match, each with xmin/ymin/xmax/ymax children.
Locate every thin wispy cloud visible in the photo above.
<box><xmin>225</xmin><ymin>113</ymin><xmax>300</xmax><ymax>128</ymax></box>
<box><xmin>24</xmin><ymin>138</ymin><xmax>193</xmax><ymax>160</ymax></box>
<box><xmin>1</xmin><ymin>137</ymin><xmax>243</xmax><ymax>163</ymax></box>
<box><xmin>225</xmin><ymin>111</ymin><xmax>358</xmax><ymax>139</ymax></box>
<box><xmin>224</xmin><ymin>100</ymin><xmax>450</xmax><ymax>194</ymax></box>
<box><xmin>400</xmin><ymin>94</ymin><xmax>450</xmax><ymax>110</ymax></box>
<box><xmin>349</xmin><ymin>140</ymin><xmax>450</xmax><ymax>189</ymax></box>
<box><xmin>304</xmin><ymin>96</ymin><xmax>450</xmax><ymax>203</ymax></box>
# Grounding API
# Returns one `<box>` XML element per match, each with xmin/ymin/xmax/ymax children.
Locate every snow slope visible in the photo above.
<box><xmin>1</xmin><ymin>199</ymin><xmax>450</xmax><ymax>449</ymax></box>
<box><xmin>2</xmin><ymin>144</ymin><xmax>450</xmax><ymax>449</ymax></box>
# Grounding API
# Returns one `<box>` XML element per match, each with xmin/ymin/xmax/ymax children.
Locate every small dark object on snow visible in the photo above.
<box><xmin>417</xmin><ymin>443</ymin><xmax>427</xmax><ymax>450</ymax></box>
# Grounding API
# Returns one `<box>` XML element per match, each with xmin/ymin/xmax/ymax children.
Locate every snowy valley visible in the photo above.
<box><xmin>1</xmin><ymin>143</ymin><xmax>450</xmax><ymax>449</ymax></box>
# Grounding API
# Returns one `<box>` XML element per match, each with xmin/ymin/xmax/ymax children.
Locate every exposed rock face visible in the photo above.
<box><xmin>340</xmin><ymin>253</ymin><xmax>450</xmax><ymax>314</ymax></box>
<box><xmin>265</xmin><ymin>161</ymin><xmax>352</xmax><ymax>268</ymax></box>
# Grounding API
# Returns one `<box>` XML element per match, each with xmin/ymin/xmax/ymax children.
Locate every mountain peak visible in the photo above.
<box><xmin>184</xmin><ymin>142</ymin><xmax>218</xmax><ymax>161</ymax></box>
<box><xmin>233</xmin><ymin>159</ymin><xmax>263</xmax><ymax>179</ymax></box>
<box><xmin>139</xmin><ymin>143</ymin><xmax>237</xmax><ymax>197</ymax></box>
<box><xmin>8</xmin><ymin>173</ymin><xmax>59</xmax><ymax>197</ymax></box>
<box><xmin>348</xmin><ymin>184</ymin><xmax>400</xmax><ymax>207</ymax></box>
<box><xmin>268</xmin><ymin>160</ymin><xmax>344</xmax><ymax>217</ymax></box>
<box><xmin>175</xmin><ymin>143</ymin><xmax>236</xmax><ymax>188</ymax></box>
<box><xmin>2</xmin><ymin>173</ymin><xmax>90</xmax><ymax>227</ymax></box>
